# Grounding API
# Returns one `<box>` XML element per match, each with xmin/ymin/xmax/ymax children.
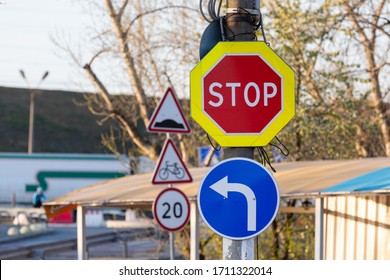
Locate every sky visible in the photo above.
<box><xmin>0</xmin><ymin>0</ymin><xmax>92</xmax><ymax>92</ymax></box>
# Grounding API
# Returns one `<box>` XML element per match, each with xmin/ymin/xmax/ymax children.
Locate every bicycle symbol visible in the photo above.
<box><xmin>158</xmin><ymin>161</ymin><xmax>185</xmax><ymax>180</ymax></box>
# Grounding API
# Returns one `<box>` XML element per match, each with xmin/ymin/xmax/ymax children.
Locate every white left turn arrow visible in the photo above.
<box><xmin>210</xmin><ymin>176</ymin><xmax>257</xmax><ymax>231</ymax></box>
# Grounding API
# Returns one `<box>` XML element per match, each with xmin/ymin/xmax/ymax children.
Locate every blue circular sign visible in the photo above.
<box><xmin>198</xmin><ymin>158</ymin><xmax>279</xmax><ymax>240</ymax></box>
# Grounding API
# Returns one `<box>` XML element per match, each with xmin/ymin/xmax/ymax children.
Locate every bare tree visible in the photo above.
<box><xmin>264</xmin><ymin>0</ymin><xmax>363</xmax><ymax>159</ymax></box>
<box><xmin>64</xmin><ymin>0</ymin><xmax>203</xmax><ymax>164</ymax></box>
<box><xmin>342</xmin><ymin>0</ymin><xmax>390</xmax><ymax>156</ymax></box>
<box><xmin>263</xmin><ymin>0</ymin><xmax>389</xmax><ymax>159</ymax></box>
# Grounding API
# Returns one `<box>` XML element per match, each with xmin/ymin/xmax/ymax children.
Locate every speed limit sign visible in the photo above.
<box><xmin>153</xmin><ymin>188</ymin><xmax>190</xmax><ymax>231</ymax></box>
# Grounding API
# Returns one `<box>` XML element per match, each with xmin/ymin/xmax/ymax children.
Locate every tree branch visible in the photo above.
<box><xmin>105</xmin><ymin>0</ymin><xmax>151</xmax><ymax>126</ymax></box>
<box><xmin>83</xmin><ymin>62</ymin><xmax>158</xmax><ymax>161</ymax></box>
<box><xmin>83</xmin><ymin>63</ymin><xmax>114</xmax><ymax>112</ymax></box>
<box><xmin>88</xmin><ymin>48</ymin><xmax>113</xmax><ymax>65</ymax></box>
<box><xmin>372</xmin><ymin>0</ymin><xmax>386</xmax><ymax>39</ymax></box>
<box><xmin>117</xmin><ymin>0</ymin><xmax>129</xmax><ymax>21</ymax></box>
<box><xmin>125</xmin><ymin>5</ymin><xmax>199</xmax><ymax>35</ymax></box>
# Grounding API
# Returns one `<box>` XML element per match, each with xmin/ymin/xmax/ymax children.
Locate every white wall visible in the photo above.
<box><xmin>0</xmin><ymin>153</ymin><xmax>129</xmax><ymax>204</ymax></box>
<box><xmin>324</xmin><ymin>195</ymin><xmax>390</xmax><ymax>260</ymax></box>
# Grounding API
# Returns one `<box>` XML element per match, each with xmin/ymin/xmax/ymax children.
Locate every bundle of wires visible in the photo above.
<box><xmin>199</xmin><ymin>0</ymin><xmax>223</xmax><ymax>22</ymax></box>
<box><xmin>200</xmin><ymin>0</ymin><xmax>280</xmax><ymax>171</ymax></box>
<box><xmin>199</xmin><ymin>0</ymin><xmax>267</xmax><ymax>43</ymax></box>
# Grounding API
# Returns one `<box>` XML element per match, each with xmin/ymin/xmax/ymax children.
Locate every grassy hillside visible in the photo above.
<box><xmin>0</xmin><ymin>86</ymin><xmax>113</xmax><ymax>153</ymax></box>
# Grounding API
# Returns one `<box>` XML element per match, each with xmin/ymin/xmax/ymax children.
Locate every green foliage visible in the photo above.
<box><xmin>172</xmin><ymin>222</ymin><xmax>222</xmax><ymax>260</ymax></box>
<box><xmin>261</xmin><ymin>0</ymin><xmax>386</xmax><ymax>159</ymax></box>
<box><xmin>258</xmin><ymin>211</ymin><xmax>315</xmax><ymax>260</ymax></box>
<box><xmin>199</xmin><ymin>223</ymin><xmax>222</xmax><ymax>260</ymax></box>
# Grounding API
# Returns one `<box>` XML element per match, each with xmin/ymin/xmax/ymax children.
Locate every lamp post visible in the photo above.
<box><xmin>19</xmin><ymin>70</ymin><xmax>49</xmax><ymax>154</ymax></box>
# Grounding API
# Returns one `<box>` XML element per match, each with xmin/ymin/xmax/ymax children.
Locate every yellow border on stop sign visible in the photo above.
<box><xmin>190</xmin><ymin>41</ymin><xmax>295</xmax><ymax>147</ymax></box>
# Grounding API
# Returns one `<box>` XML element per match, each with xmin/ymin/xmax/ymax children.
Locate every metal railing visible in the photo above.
<box><xmin>0</xmin><ymin>228</ymin><xmax>155</xmax><ymax>260</ymax></box>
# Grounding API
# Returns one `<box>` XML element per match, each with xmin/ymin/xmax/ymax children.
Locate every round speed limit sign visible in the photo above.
<box><xmin>153</xmin><ymin>188</ymin><xmax>190</xmax><ymax>231</ymax></box>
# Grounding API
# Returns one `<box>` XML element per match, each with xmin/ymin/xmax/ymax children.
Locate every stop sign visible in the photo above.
<box><xmin>191</xmin><ymin>42</ymin><xmax>295</xmax><ymax>147</ymax></box>
<box><xmin>204</xmin><ymin>55</ymin><xmax>282</xmax><ymax>134</ymax></box>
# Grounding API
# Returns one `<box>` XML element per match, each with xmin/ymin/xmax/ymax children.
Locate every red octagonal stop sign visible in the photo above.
<box><xmin>203</xmin><ymin>55</ymin><xmax>282</xmax><ymax>134</ymax></box>
<box><xmin>191</xmin><ymin>42</ymin><xmax>295</xmax><ymax>147</ymax></box>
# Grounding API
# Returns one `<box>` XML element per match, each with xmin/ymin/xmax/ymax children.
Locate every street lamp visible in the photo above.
<box><xmin>19</xmin><ymin>70</ymin><xmax>49</xmax><ymax>154</ymax></box>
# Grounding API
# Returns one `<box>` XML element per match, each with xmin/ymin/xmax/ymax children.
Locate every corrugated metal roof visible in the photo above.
<box><xmin>322</xmin><ymin>167</ymin><xmax>390</xmax><ymax>193</ymax></box>
<box><xmin>44</xmin><ymin>158</ymin><xmax>390</xmax><ymax>218</ymax></box>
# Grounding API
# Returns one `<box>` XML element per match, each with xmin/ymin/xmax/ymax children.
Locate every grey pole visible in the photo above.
<box><xmin>190</xmin><ymin>200</ymin><xmax>200</xmax><ymax>260</ymax></box>
<box><xmin>222</xmin><ymin>0</ymin><xmax>258</xmax><ymax>260</ymax></box>
<box><xmin>11</xmin><ymin>192</ymin><xmax>15</xmax><ymax>208</ymax></box>
<box><xmin>315</xmin><ymin>197</ymin><xmax>324</xmax><ymax>260</ymax></box>
<box><xmin>20</xmin><ymin>70</ymin><xmax>49</xmax><ymax>154</ymax></box>
<box><xmin>27</xmin><ymin>91</ymin><xmax>35</xmax><ymax>154</ymax></box>
<box><xmin>165</xmin><ymin>132</ymin><xmax>175</xmax><ymax>260</ymax></box>
<box><xmin>223</xmin><ymin>148</ymin><xmax>256</xmax><ymax>260</ymax></box>
<box><xmin>169</xmin><ymin>231</ymin><xmax>175</xmax><ymax>260</ymax></box>
<box><xmin>77</xmin><ymin>205</ymin><xmax>87</xmax><ymax>260</ymax></box>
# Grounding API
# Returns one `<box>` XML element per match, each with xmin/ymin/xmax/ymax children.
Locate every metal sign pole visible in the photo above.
<box><xmin>169</xmin><ymin>216</ymin><xmax>175</xmax><ymax>260</ymax></box>
<box><xmin>223</xmin><ymin>0</ymin><xmax>258</xmax><ymax>260</ymax></box>
<box><xmin>165</xmin><ymin>132</ymin><xmax>175</xmax><ymax>260</ymax></box>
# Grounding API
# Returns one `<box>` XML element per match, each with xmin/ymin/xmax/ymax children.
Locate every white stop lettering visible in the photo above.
<box><xmin>208</xmin><ymin>82</ymin><xmax>277</xmax><ymax>107</ymax></box>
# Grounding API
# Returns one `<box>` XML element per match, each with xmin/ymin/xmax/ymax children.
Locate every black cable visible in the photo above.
<box><xmin>257</xmin><ymin>11</ymin><xmax>269</xmax><ymax>45</ymax></box>
<box><xmin>223</xmin><ymin>10</ymin><xmax>257</xmax><ymax>41</ymax></box>
<box><xmin>217</xmin><ymin>0</ymin><xmax>222</xmax><ymax>17</ymax></box>
<box><xmin>199</xmin><ymin>0</ymin><xmax>212</xmax><ymax>22</ymax></box>
<box><xmin>256</xmin><ymin>147</ymin><xmax>277</xmax><ymax>173</ymax></box>
<box><xmin>262</xmin><ymin>147</ymin><xmax>276</xmax><ymax>172</ymax></box>
<box><xmin>200</xmin><ymin>0</ymin><xmax>224</xmax><ymax>22</ymax></box>
<box><xmin>206</xmin><ymin>134</ymin><xmax>221</xmax><ymax>151</ymax></box>
<box><xmin>270</xmin><ymin>136</ymin><xmax>290</xmax><ymax>156</ymax></box>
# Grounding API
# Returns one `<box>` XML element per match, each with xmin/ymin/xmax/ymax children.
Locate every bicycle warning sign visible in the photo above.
<box><xmin>151</xmin><ymin>139</ymin><xmax>193</xmax><ymax>185</ymax></box>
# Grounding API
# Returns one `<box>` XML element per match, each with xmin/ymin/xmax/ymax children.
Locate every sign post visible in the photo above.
<box><xmin>153</xmin><ymin>187</ymin><xmax>190</xmax><ymax>260</ymax></box>
<box><xmin>191</xmin><ymin>0</ymin><xmax>295</xmax><ymax>260</ymax></box>
<box><xmin>148</xmin><ymin>87</ymin><xmax>192</xmax><ymax>260</ymax></box>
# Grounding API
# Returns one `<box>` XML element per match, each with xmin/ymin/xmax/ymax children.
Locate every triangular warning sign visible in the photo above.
<box><xmin>152</xmin><ymin>139</ymin><xmax>193</xmax><ymax>185</ymax></box>
<box><xmin>147</xmin><ymin>87</ymin><xmax>191</xmax><ymax>134</ymax></box>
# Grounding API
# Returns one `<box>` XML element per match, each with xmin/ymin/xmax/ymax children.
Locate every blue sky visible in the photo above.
<box><xmin>0</xmin><ymin>0</ymin><xmax>91</xmax><ymax>92</ymax></box>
